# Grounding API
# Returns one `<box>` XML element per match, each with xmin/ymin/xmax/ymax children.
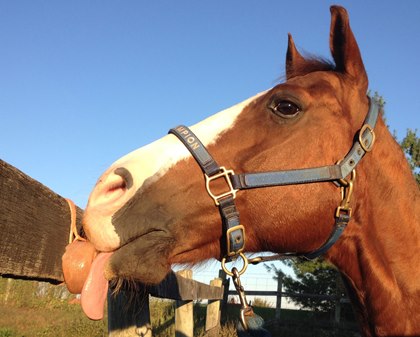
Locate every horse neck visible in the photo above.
<box><xmin>327</xmin><ymin>118</ymin><xmax>420</xmax><ymax>337</ymax></box>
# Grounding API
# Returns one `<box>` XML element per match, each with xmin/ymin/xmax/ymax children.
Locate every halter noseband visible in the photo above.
<box><xmin>169</xmin><ymin>95</ymin><xmax>380</xmax><ymax>269</ymax></box>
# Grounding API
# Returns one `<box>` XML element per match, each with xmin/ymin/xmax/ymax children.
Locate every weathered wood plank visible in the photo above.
<box><xmin>218</xmin><ymin>269</ymin><xmax>230</xmax><ymax>324</ymax></box>
<box><xmin>149</xmin><ymin>270</ymin><xmax>224</xmax><ymax>301</ymax></box>
<box><xmin>205</xmin><ymin>278</ymin><xmax>223</xmax><ymax>335</ymax></box>
<box><xmin>175</xmin><ymin>270</ymin><xmax>193</xmax><ymax>337</ymax></box>
<box><xmin>0</xmin><ymin>159</ymin><xmax>83</xmax><ymax>283</ymax></box>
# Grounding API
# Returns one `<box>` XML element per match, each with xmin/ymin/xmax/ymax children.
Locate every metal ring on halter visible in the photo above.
<box><xmin>221</xmin><ymin>252</ymin><xmax>249</xmax><ymax>276</ymax></box>
<box><xmin>335</xmin><ymin>159</ymin><xmax>356</xmax><ymax>188</ymax></box>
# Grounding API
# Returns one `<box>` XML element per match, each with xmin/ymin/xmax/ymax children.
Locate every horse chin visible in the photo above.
<box><xmin>105</xmin><ymin>236</ymin><xmax>173</xmax><ymax>285</ymax></box>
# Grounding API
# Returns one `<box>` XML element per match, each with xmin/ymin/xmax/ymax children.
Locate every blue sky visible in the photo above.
<box><xmin>1</xmin><ymin>2</ymin><xmax>419</xmax><ymax>281</ymax></box>
<box><xmin>2</xmin><ymin>1</ymin><xmax>419</xmax><ymax>206</ymax></box>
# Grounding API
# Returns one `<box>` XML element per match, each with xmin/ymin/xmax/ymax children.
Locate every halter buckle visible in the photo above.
<box><xmin>359</xmin><ymin>124</ymin><xmax>375</xmax><ymax>152</ymax></box>
<box><xmin>205</xmin><ymin>166</ymin><xmax>238</xmax><ymax>206</ymax></box>
<box><xmin>226</xmin><ymin>224</ymin><xmax>245</xmax><ymax>256</ymax></box>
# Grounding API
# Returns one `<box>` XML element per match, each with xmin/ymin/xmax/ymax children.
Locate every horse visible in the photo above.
<box><xmin>71</xmin><ymin>6</ymin><xmax>419</xmax><ymax>337</ymax></box>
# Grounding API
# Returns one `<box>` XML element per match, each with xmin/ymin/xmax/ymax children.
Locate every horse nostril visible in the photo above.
<box><xmin>102</xmin><ymin>175</ymin><xmax>127</xmax><ymax>201</ymax></box>
<box><xmin>107</xmin><ymin>179</ymin><xmax>126</xmax><ymax>195</ymax></box>
<box><xmin>87</xmin><ymin>167</ymin><xmax>134</xmax><ymax>210</ymax></box>
<box><xmin>94</xmin><ymin>168</ymin><xmax>132</xmax><ymax>207</ymax></box>
<box><xmin>114</xmin><ymin>167</ymin><xmax>133</xmax><ymax>190</ymax></box>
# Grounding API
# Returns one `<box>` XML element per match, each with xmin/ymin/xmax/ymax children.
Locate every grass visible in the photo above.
<box><xmin>0</xmin><ymin>304</ymin><xmax>107</xmax><ymax>337</ymax></box>
<box><xmin>0</xmin><ymin>278</ymin><xmax>106</xmax><ymax>337</ymax></box>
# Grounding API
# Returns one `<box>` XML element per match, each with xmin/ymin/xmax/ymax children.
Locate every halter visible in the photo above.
<box><xmin>169</xmin><ymin>95</ymin><xmax>380</xmax><ymax>329</ymax></box>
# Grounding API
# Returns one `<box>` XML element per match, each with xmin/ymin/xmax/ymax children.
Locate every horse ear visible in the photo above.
<box><xmin>329</xmin><ymin>6</ymin><xmax>368</xmax><ymax>91</ymax></box>
<box><xmin>286</xmin><ymin>33</ymin><xmax>307</xmax><ymax>80</ymax></box>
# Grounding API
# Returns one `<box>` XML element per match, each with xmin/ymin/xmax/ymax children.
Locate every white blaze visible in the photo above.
<box><xmin>111</xmin><ymin>92</ymin><xmax>263</xmax><ymax>195</ymax></box>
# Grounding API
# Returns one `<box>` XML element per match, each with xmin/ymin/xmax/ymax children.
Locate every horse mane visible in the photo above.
<box><xmin>285</xmin><ymin>55</ymin><xmax>336</xmax><ymax>80</ymax></box>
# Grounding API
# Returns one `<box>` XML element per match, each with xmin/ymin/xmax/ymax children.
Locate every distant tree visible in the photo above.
<box><xmin>400</xmin><ymin>129</ymin><xmax>420</xmax><ymax>185</ymax></box>
<box><xmin>265</xmin><ymin>259</ymin><xmax>342</xmax><ymax>313</ymax></box>
<box><xmin>371</xmin><ymin>91</ymin><xmax>387</xmax><ymax>123</ymax></box>
<box><xmin>370</xmin><ymin>91</ymin><xmax>419</xmax><ymax>186</ymax></box>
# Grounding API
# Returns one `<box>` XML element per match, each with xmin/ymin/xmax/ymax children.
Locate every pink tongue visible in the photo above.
<box><xmin>81</xmin><ymin>252</ymin><xmax>113</xmax><ymax>320</ymax></box>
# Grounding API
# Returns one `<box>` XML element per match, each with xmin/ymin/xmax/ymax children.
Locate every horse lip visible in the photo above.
<box><xmin>104</xmin><ymin>228</ymin><xmax>174</xmax><ymax>284</ymax></box>
<box><xmin>99</xmin><ymin>229</ymin><xmax>171</xmax><ymax>280</ymax></box>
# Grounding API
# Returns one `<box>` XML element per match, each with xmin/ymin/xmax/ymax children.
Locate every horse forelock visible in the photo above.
<box><xmin>285</xmin><ymin>56</ymin><xmax>336</xmax><ymax>80</ymax></box>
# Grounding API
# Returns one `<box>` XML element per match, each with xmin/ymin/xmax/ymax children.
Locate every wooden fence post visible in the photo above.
<box><xmin>218</xmin><ymin>269</ymin><xmax>230</xmax><ymax>324</ymax></box>
<box><xmin>175</xmin><ymin>270</ymin><xmax>193</xmax><ymax>337</ymax></box>
<box><xmin>334</xmin><ymin>273</ymin><xmax>342</xmax><ymax>326</ymax></box>
<box><xmin>205</xmin><ymin>278</ymin><xmax>223</xmax><ymax>336</ymax></box>
<box><xmin>275</xmin><ymin>272</ymin><xmax>283</xmax><ymax>321</ymax></box>
<box><xmin>108</xmin><ymin>285</ymin><xmax>152</xmax><ymax>337</ymax></box>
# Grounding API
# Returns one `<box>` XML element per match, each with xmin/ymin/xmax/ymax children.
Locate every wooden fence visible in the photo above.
<box><xmin>107</xmin><ymin>268</ymin><xmax>357</xmax><ymax>336</ymax></box>
<box><xmin>108</xmin><ymin>269</ymin><xmax>227</xmax><ymax>337</ymax></box>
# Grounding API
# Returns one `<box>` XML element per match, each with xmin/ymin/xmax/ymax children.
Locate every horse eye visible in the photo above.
<box><xmin>271</xmin><ymin>100</ymin><xmax>301</xmax><ymax>118</ymax></box>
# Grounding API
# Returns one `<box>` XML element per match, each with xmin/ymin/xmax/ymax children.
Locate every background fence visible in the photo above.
<box><xmin>106</xmin><ymin>269</ymin><xmax>226</xmax><ymax>337</ymax></box>
<box><xmin>95</xmin><ymin>267</ymin><xmax>359</xmax><ymax>336</ymax></box>
<box><xmin>0</xmin><ymin>268</ymin><xmax>359</xmax><ymax>336</ymax></box>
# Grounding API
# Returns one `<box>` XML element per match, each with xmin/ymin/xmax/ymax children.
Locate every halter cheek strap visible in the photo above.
<box><xmin>230</xmin><ymin>97</ymin><xmax>379</xmax><ymax>189</ymax></box>
<box><xmin>168</xmin><ymin>125</ymin><xmax>245</xmax><ymax>259</ymax></box>
<box><xmin>168</xmin><ymin>95</ymin><xmax>380</xmax><ymax>265</ymax></box>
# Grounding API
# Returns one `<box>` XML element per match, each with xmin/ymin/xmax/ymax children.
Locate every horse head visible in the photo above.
<box><xmin>83</xmin><ymin>5</ymin><xmax>368</xmax><ymax>284</ymax></box>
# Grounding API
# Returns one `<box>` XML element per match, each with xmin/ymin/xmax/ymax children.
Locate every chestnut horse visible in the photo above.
<box><xmin>78</xmin><ymin>6</ymin><xmax>419</xmax><ymax>337</ymax></box>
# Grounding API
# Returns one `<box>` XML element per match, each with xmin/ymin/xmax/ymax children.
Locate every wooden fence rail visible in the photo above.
<box><xmin>0</xmin><ymin>159</ymin><xmax>83</xmax><ymax>282</ymax></box>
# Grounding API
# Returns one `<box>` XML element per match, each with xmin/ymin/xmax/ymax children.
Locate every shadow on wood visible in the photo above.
<box><xmin>148</xmin><ymin>270</ymin><xmax>223</xmax><ymax>301</ymax></box>
<box><xmin>108</xmin><ymin>284</ymin><xmax>152</xmax><ymax>337</ymax></box>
